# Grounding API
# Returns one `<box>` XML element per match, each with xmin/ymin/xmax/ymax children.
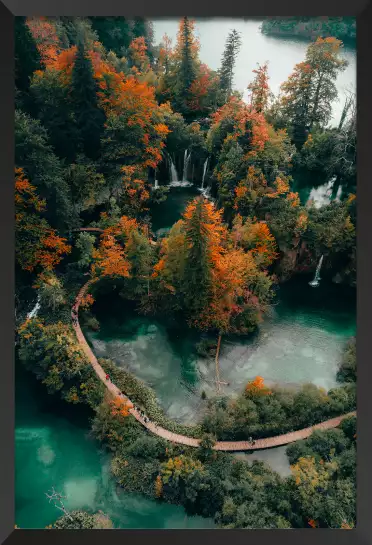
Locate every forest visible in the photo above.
<box><xmin>15</xmin><ymin>16</ymin><xmax>356</xmax><ymax>530</ymax></box>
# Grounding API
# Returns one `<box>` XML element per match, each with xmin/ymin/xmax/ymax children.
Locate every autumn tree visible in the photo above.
<box><xmin>71</xmin><ymin>41</ymin><xmax>106</xmax><ymax>159</ymax></box>
<box><xmin>280</xmin><ymin>37</ymin><xmax>348</xmax><ymax>147</ymax></box>
<box><xmin>247</xmin><ymin>62</ymin><xmax>273</xmax><ymax>113</ymax></box>
<box><xmin>290</xmin><ymin>455</ymin><xmax>355</xmax><ymax>527</ymax></box>
<box><xmin>189</xmin><ymin>64</ymin><xmax>221</xmax><ymax>115</ymax></box>
<box><xmin>132</xmin><ymin>17</ymin><xmax>154</xmax><ymax>54</ymax></box>
<box><xmin>91</xmin><ymin>234</ymin><xmax>131</xmax><ymax>280</ymax></box>
<box><xmin>219</xmin><ymin>30</ymin><xmax>242</xmax><ymax>102</ymax></box>
<box><xmin>232</xmin><ymin>215</ymin><xmax>278</xmax><ymax>268</ymax></box>
<box><xmin>15</xmin><ymin>168</ymin><xmax>71</xmax><ymax>275</ymax></box>
<box><xmin>129</xmin><ymin>37</ymin><xmax>151</xmax><ymax>75</ymax></box>
<box><xmin>26</xmin><ymin>17</ymin><xmax>60</xmax><ymax>67</ymax></box>
<box><xmin>245</xmin><ymin>376</ymin><xmax>272</xmax><ymax>398</ymax></box>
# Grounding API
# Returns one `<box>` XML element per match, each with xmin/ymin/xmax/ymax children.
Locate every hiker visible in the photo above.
<box><xmin>249</xmin><ymin>436</ymin><xmax>253</xmax><ymax>444</ymax></box>
<box><xmin>106</xmin><ymin>374</ymin><xmax>110</xmax><ymax>381</ymax></box>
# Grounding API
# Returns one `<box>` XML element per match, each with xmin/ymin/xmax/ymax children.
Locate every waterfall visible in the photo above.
<box><xmin>309</xmin><ymin>255</ymin><xmax>324</xmax><ymax>287</ymax></box>
<box><xmin>27</xmin><ymin>295</ymin><xmax>41</xmax><ymax>319</ymax></box>
<box><xmin>169</xmin><ymin>157</ymin><xmax>178</xmax><ymax>183</ymax></box>
<box><xmin>201</xmin><ymin>158</ymin><xmax>209</xmax><ymax>189</ymax></box>
<box><xmin>167</xmin><ymin>153</ymin><xmax>192</xmax><ymax>188</ymax></box>
<box><xmin>154</xmin><ymin>179</ymin><xmax>159</xmax><ymax>189</ymax></box>
<box><xmin>182</xmin><ymin>149</ymin><xmax>191</xmax><ymax>181</ymax></box>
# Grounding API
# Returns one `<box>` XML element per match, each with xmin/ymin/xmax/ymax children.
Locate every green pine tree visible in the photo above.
<box><xmin>219</xmin><ymin>29</ymin><xmax>242</xmax><ymax>102</ymax></box>
<box><xmin>71</xmin><ymin>41</ymin><xmax>106</xmax><ymax>160</ymax></box>
<box><xmin>182</xmin><ymin>198</ymin><xmax>213</xmax><ymax>315</ymax></box>
<box><xmin>174</xmin><ymin>17</ymin><xmax>198</xmax><ymax>116</ymax></box>
<box><xmin>90</xmin><ymin>17</ymin><xmax>133</xmax><ymax>55</ymax></box>
<box><xmin>15</xmin><ymin>17</ymin><xmax>41</xmax><ymax>112</ymax></box>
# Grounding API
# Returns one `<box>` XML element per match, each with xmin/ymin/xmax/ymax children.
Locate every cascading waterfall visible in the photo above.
<box><xmin>27</xmin><ymin>295</ymin><xmax>41</xmax><ymax>319</ymax></box>
<box><xmin>167</xmin><ymin>152</ymin><xmax>192</xmax><ymax>187</ymax></box>
<box><xmin>169</xmin><ymin>156</ymin><xmax>179</xmax><ymax>183</ymax></box>
<box><xmin>201</xmin><ymin>157</ymin><xmax>209</xmax><ymax>189</ymax></box>
<box><xmin>309</xmin><ymin>255</ymin><xmax>324</xmax><ymax>287</ymax></box>
<box><xmin>183</xmin><ymin>149</ymin><xmax>191</xmax><ymax>181</ymax></box>
<box><xmin>154</xmin><ymin>179</ymin><xmax>159</xmax><ymax>189</ymax></box>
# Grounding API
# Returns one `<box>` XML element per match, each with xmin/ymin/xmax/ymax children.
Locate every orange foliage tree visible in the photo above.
<box><xmin>245</xmin><ymin>376</ymin><xmax>272</xmax><ymax>397</ymax></box>
<box><xmin>91</xmin><ymin>215</ymin><xmax>151</xmax><ymax>281</ymax></box>
<box><xmin>110</xmin><ymin>396</ymin><xmax>133</xmax><ymax>418</ymax></box>
<box><xmin>247</xmin><ymin>62</ymin><xmax>273</xmax><ymax>113</ymax></box>
<box><xmin>31</xmin><ymin>41</ymin><xmax>170</xmax><ymax>184</ymax></box>
<box><xmin>232</xmin><ymin>215</ymin><xmax>278</xmax><ymax>268</ymax></box>
<box><xmin>15</xmin><ymin>168</ymin><xmax>71</xmax><ymax>274</ymax></box>
<box><xmin>91</xmin><ymin>235</ymin><xmax>131</xmax><ymax>279</ymax></box>
<box><xmin>26</xmin><ymin>17</ymin><xmax>60</xmax><ymax>66</ymax></box>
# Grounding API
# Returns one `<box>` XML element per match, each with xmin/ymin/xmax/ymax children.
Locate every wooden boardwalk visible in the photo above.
<box><xmin>72</xmin><ymin>281</ymin><xmax>356</xmax><ymax>451</ymax></box>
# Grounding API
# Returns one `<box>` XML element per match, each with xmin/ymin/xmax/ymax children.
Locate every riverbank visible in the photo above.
<box><xmin>260</xmin><ymin>17</ymin><xmax>356</xmax><ymax>46</ymax></box>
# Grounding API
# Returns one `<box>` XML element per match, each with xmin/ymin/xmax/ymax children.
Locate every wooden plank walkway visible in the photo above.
<box><xmin>73</xmin><ymin>281</ymin><xmax>356</xmax><ymax>451</ymax></box>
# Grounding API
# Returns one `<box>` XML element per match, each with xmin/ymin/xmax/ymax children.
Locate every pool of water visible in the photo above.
<box><xmin>86</xmin><ymin>274</ymin><xmax>355</xmax><ymax>425</ymax></box>
<box><xmin>151</xmin><ymin>185</ymin><xmax>200</xmax><ymax>235</ymax></box>
<box><xmin>15</xmin><ymin>362</ymin><xmax>215</xmax><ymax>529</ymax></box>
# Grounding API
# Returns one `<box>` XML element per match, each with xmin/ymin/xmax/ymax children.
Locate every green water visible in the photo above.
<box><xmin>86</xmin><ymin>274</ymin><xmax>355</xmax><ymax>426</ymax></box>
<box><xmin>151</xmin><ymin>185</ymin><xmax>200</xmax><ymax>235</ymax></box>
<box><xmin>15</xmin><ymin>363</ymin><xmax>215</xmax><ymax>529</ymax></box>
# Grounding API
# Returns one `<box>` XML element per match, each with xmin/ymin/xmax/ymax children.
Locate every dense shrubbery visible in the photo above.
<box><xmin>286</xmin><ymin>415</ymin><xmax>356</xmax><ymax>528</ymax></box>
<box><xmin>18</xmin><ymin>318</ymin><xmax>105</xmax><ymax>408</ymax></box>
<box><xmin>201</xmin><ymin>381</ymin><xmax>356</xmax><ymax>440</ymax></box>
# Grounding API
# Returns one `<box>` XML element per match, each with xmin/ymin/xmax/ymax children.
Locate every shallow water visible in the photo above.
<box><xmin>15</xmin><ymin>363</ymin><xmax>215</xmax><ymax>529</ymax></box>
<box><xmin>86</xmin><ymin>274</ymin><xmax>355</xmax><ymax>425</ymax></box>
<box><xmin>234</xmin><ymin>445</ymin><xmax>292</xmax><ymax>478</ymax></box>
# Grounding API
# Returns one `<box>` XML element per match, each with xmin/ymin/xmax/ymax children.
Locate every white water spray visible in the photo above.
<box><xmin>309</xmin><ymin>255</ymin><xmax>324</xmax><ymax>287</ymax></box>
<box><xmin>183</xmin><ymin>149</ymin><xmax>191</xmax><ymax>181</ymax></box>
<box><xmin>201</xmin><ymin>158</ymin><xmax>209</xmax><ymax>189</ymax></box>
<box><xmin>27</xmin><ymin>295</ymin><xmax>41</xmax><ymax>319</ymax></box>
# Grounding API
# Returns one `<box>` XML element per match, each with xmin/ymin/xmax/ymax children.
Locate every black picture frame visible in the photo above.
<box><xmin>1</xmin><ymin>2</ymin><xmax>371</xmax><ymax>544</ymax></box>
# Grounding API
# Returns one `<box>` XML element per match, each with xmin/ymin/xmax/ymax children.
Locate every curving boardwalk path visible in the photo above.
<box><xmin>72</xmin><ymin>280</ymin><xmax>356</xmax><ymax>451</ymax></box>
